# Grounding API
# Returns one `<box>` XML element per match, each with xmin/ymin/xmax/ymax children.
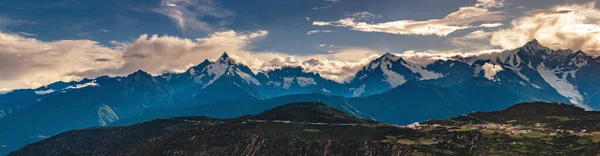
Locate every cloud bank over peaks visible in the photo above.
<box><xmin>255</xmin><ymin>47</ymin><xmax>382</xmax><ymax>82</ymax></box>
<box><xmin>491</xmin><ymin>1</ymin><xmax>600</xmax><ymax>56</ymax></box>
<box><xmin>0</xmin><ymin>29</ymin><xmax>386</xmax><ymax>90</ymax></box>
<box><xmin>0</xmin><ymin>31</ymin><xmax>122</xmax><ymax>91</ymax></box>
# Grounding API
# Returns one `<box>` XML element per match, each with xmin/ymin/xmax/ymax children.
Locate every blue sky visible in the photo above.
<box><xmin>1</xmin><ymin>0</ymin><xmax>587</xmax><ymax>54</ymax></box>
<box><xmin>1</xmin><ymin>0</ymin><xmax>600</xmax><ymax>90</ymax></box>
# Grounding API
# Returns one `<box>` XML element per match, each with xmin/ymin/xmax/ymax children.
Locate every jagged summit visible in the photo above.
<box><xmin>217</xmin><ymin>52</ymin><xmax>236</xmax><ymax>64</ymax></box>
<box><xmin>129</xmin><ymin>69</ymin><xmax>152</xmax><ymax>78</ymax></box>
<box><xmin>521</xmin><ymin>38</ymin><xmax>551</xmax><ymax>52</ymax></box>
<box><xmin>200</xmin><ymin>59</ymin><xmax>211</xmax><ymax>65</ymax></box>
<box><xmin>380</xmin><ymin>52</ymin><xmax>401</xmax><ymax>61</ymax></box>
<box><xmin>527</xmin><ymin>38</ymin><xmax>541</xmax><ymax>46</ymax></box>
<box><xmin>220</xmin><ymin>52</ymin><xmax>230</xmax><ymax>59</ymax></box>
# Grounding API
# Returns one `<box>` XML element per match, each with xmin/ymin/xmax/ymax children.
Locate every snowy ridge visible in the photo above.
<box><xmin>203</xmin><ymin>59</ymin><xmax>231</xmax><ymax>88</ymax></box>
<box><xmin>400</xmin><ymin>61</ymin><xmax>443</xmax><ymax>80</ymax></box>
<box><xmin>536</xmin><ymin>63</ymin><xmax>589</xmax><ymax>110</ymax></box>
<box><xmin>352</xmin><ymin>85</ymin><xmax>366</xmax><ymax>97</ymax></box>
<box><xmin>381</xmin><ymin>59</ymin><xmax>406</xmax><ymax>87</ymax></box>
<box><xmin>98</xmin><ymin>104</ymin><xmax>119</xmax><ymax>126</ymax></box>
<box><xmin>34</xmin><ymin>89</ymin><xmax>55</xmax><ymax>95</ymax></box>
<box><xmin>65</xmin><ymin>81</ymin><xmax>99</xmax><ymax>89</ymax></box>
<box><xmin>33</xmin><ymin>81</ymin><xmax>99</xmax><ymax>95</ymax></box>
<box><xmin>172</xmin><ymin>52</ymin><xmax>263</xmax><ymax>88</ymax></box>
<box><xmin>235</xmin><ymin>68</ymin><xmax>261</xmax><ymax>85</ymax></box>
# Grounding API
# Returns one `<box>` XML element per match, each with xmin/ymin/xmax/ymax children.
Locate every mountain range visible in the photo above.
<box><xmin>1</xmin><ymin>39</ymin><xmax>600</xmax><ymax>154</ymax></box>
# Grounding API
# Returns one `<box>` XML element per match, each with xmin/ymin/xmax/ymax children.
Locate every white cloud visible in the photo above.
<box><xmin>16</xmin><ymin>32</ymin><xmax>36</xmax><ymax>36</ymax></box>
<box><xmin>490</xmin><ymin>2</ymin><xmax>600</xmax><ymax>55</ymax></box>
<box><xmin>448</xmin><ymin>30</ymin><xmax>497</xmax><ymax>52</ymax></box>
<box><xmin>306</xmin><ymin>30</ymin><xmax>334</xmax><ymax>35</ymax></box>
<box><xmin>347</xmin><ymin>12</ymin><xmax>382</xmax><ymax>20</ymax></box>
<box><xmin>475</xmin><ymin>0</ymin><xmax>505</xmax><ymax>8</ymax></box>
<box><xmin>0</xmin><ymin>29</ymin><xmax>389</xmax><ymax>90</ymax></box>
<box><xmin>396</xmin><ymin>49</ymin><xmax>505</xmax><ymax>65</ymax></box>
<box><xmin>304</xmin><ymin>17</ymin><xmax>311</xmax><ymax>22</ymax></box>
<box><xmin>478</xmin><ymin>23</ymin><xmax>503</xmax><ymax>28</ymax></box>
<box><xmin>0</xmin><ymin>31</ymin><xmax>123</xmax><ymax>90</ymax></box>
<box><xmin>255</xmin><ymin>47</ymin><xmax>381</xmax><ymax>82</ymax></box>
<box><xmin>83</xmin><ymin>30</ymin><xmax>269</xmax><ymax>76</ymax></box>
<box><xmin>463</xmin><ymin>30</ymin><xmax>493</xmax><ymax>40</ymax></box>
<box><xmin>313</xmin><ymin>5</ymin><xmax>332</xmax><ymax>10</ymax></box>
<box><xmin>154</xmin><ymin>0</ymin><xmax>233</xmax><ymax>32</ymax></box>
<box><xmin>313</xmin><ymin>6</ymin><xmax>505</xmax><ymax>36</ymax></box>
<box><xmin>482</xmin><ymin>62</ymin><xmax>503</xmax><ymax>80</ymax></box>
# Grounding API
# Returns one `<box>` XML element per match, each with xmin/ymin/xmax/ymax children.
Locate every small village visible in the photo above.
<box><xmin>404</xmin><ymin>119</ymin><xmax>596</xmax><ymax>138</ymax></box>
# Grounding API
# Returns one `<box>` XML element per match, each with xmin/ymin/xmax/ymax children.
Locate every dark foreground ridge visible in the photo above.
<box><xmin>246</xmin><ymin>102</ymin><xmax>367</xmax><ymax>123</ymax></box>
<box><xmin>10</xmin><ymin>102</ymin><xmax>600</xmax><ymax>155</ymax></box>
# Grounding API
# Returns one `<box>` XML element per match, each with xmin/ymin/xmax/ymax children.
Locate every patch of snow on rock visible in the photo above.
<box><xmin>352</xmin><ymin>85</ymin><xmax>366</xmax><ymax>97</ymax></box>
<box><xmin>65</xmin><ymin>81</ymin><xmax>99</xmax><ymax>90</ymax></box>
<box><xmin>204</xmin><ymin>61</ymin><xmax>230</xmax><ymax>88</ymax></box>
<box><xmin>401</xmin><ymin>61</ymin><xmax>443</xmax><ymax>80</ymax></box>
<box><xmin>34</xmin><ymin>89</ymin><xmax>55</xmax><ymax>95</ymax></box>
<box><xmin>188</xmin><ymin>67</ymin><xmax>196</xmax><ymax>76</ymax></box>
<box><xmin>98</xmin><ymin>104</ymin><xmax>119</xmax><ymax>126</ymax></box>
<box><xmin>193</xmin><ymin>74</ymin><xmax>205</xmax><ymax>84</ymax></box>
<box><xmin>381</xmin><ymin>60</ymin><xmax>406</xmax><ymax>87</ymax></box>
<box><xmin>537</xmin><ymin>63</ymin><xmax>591</xmax><ymax>110</ymax></box>
<box><xmin>235</xmin><ymin>68</ymin><xmax>261</xmax><ymax>85</ymax></box>
<box><xmin>505</xmin><ymin>66</ymin><xmax>529</xmax><ymax>81</ymax></box>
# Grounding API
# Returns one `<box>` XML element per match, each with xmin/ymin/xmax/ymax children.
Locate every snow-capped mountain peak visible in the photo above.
<box><xmin>519</xmin><ymin>39</ymin><xmax>577</xmax><ymax>58</ymax></box>
<box><xmin>217</xmin><ymin>52</ymin><xmax>236</xmax><ymax>65</ymax></box>
<box><xmin>521</xmin><ymin>39</ymin><xmax>558</xmax><ymax>53</ymax></box>
<box><xmin>381</xmin><ymin>52</ymin><xmax>401</xmax><ymax>62</ymax></box>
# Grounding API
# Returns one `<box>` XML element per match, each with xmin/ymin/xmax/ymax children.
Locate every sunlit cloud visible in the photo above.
<box><xmin>0</xmin><ymin>29</ymin><xmax>388</xmax><ymax>90</ymax></box>
<box><xmin>346</xmin><ymin>12</ymin><xmax>382</xmax><ymax>20</ymax></box>
<box><xmin>313</xmin><ymin>6</ymin><xmax>505</xmax><ymax>36</ymax></box>
<box><xmin>475</xmin><ymin>0</ymin><xmax>505</xmax><ymax>8</ymax></box>
<box><xmin>0</xmin><ymin>31</ymin><xmax>122</xmax><ymax>90</ymax></box>
<box><xmin>490</xmin><ymin>1</ymin><xmax>600</xmax><ymax>55</ymax></box>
